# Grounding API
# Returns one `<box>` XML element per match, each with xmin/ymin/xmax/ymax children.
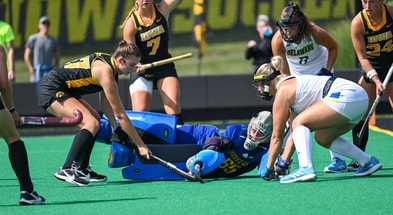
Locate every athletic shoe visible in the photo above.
<box><xmin>54</xmin><ymin>163</ymin><xmax>90</xmax><ymax>186</ymax></box>
<box><xmin>54</xmin><ymin>167</ymin><xmax>73</xmax><ymax>181</ymax></box>
<box><xmin>323</xmin><ymin>157</ymin><xmax>347</xmax><ymax>173</ymax></box>
<box><xmin>354</xmin><ymin>156</ymin><xmax>382</xmax><ymax>176</ymax></box>
<box><xmin>347</xmin><ymin>160</ymin><xmax>360</xmax><ymax>172</ymax></box>
<box><xmin>19</xmin><ymin>190</ymin><xmax>45</xmax><ymax>205</ymax></box>
<box><xmin>86</xmin><ymin>165</ymin><xmax>107</xmax><ymax>182</ymax></box>
<box><xmin>280</xmin><ymin>167</ymin><xmax>317</xmax><ymax>184</ymax></box>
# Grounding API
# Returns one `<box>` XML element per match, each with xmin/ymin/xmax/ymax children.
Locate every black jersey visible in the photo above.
<box><xmin>361</xmin><ymin>4</ymin><xmax>393</xmax><ymax>73</ymax></box>
<box><xmin>46</xmin><ymin>52</ymin><xmax>117</xmax><ymax>95</ymax></box>
<box><xmin>130</xmin><ymin>4</ymin><xmax>176</xmax><ymax>80</ymax></box>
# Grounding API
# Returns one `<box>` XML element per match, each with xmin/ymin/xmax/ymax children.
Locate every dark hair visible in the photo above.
<box><xmin>277</xmin><ymin>2</ymin><xmax>313</xmax><ymax>42</ymax></box>
<box><xmin>113</xmin><ymin>40</ymin><xmax>141</xmax><ymax>59</ymax></box>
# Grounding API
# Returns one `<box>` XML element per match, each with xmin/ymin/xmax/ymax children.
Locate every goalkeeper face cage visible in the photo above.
<box><xmin>244</xmin><ymin>111</ymin><xmax>273</xmax><ymax>150</ymax></box>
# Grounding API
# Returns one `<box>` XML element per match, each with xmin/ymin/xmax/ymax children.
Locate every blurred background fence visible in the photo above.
<box><xmin>0</xmin><ymin>0</ymin><xmax>367</xmax><ymax>82</ymax></box>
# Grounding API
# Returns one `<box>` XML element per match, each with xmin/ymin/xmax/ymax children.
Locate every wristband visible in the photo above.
<box><xmin>366</xmin><ymin>69</ymin><xmax>378</xmax><ymax>80</ymax></box>
<box><xmin>8</xmin><ymin>106</ymin><xmax>15</xmax><ymax>113</ymax></box>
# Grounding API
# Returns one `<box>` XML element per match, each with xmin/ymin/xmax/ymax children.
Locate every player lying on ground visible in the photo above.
<box><xmin>186</xmin><ymin>111</ymin><xmax>291</xmax><ymax>179</ymax></box>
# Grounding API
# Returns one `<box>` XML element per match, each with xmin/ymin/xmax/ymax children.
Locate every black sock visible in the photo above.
<box><xmin>175</xmin><ymin>113</ymin><xmax>184</xmax><ymax>125</ymax></box>
<box><xmin>79</xmin><ymin>135</ymin><xmax>97</xmax><ymax>169</ymax></box>
<box><xmin>8</xmin><ymin>140</ymin><xmax>34</xmax><ymax>192</ymax></box>
<box><xmin>63</xmin><ymin>129</ymin><xmax>93</xmax><ymax>168</ymax></box>
<box><xmin>352</xmin><ymin>120</ymin><xmax>369</xmax><ymax>151</ymax></box>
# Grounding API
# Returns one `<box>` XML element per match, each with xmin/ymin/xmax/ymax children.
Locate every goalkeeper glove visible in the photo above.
<box><xmin>259</xmin><ymin>167</ymin><xmax>275</xmax><ymax>181</ymax></box>
<box><xmin>112</xmin><ymin>127</ymin><xmax>136</xmax><ymax>149</ymax></box>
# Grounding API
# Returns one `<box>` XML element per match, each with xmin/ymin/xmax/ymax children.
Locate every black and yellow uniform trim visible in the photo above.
<box><xmin>36</xmin><ymin>53</ymin><xmax>118</xmax><ymax>109</ymax></box>
<box><xmin>360</xmin><ymin>4</ymin><xmax>393</xmax><ymax>76</ymax></box>
<box><xmin>129</xmin><ymin>4</ymin><xmax>177</xmax><ymax>83</ymax></box>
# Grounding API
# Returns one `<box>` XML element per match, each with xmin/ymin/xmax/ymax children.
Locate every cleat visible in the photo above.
<box><xmin>54</xmin><ymin>162</ymin><xmax>90</xmax><ymax>186</ymax></box>
<box><xmin>354</xmin><ymin>156</ymin><xmax>382</xmax><ymax>176</ymax></box>
<box><xmin>86</xmin><ymin>165</ymin><xmax>107</xmax><ymax>182</ymax></box>
<box><xmin>19</xmin><ymin>190</ymin><xmax>45</xmax><ymax>205</ymax></box>
<box><xmin>324</xmin><ymin>157</ymin><xmax>347</xmax><ymax>173</ymax></box>
<box><xmin>280</xmin><ymin>167</ymin><xmax>317</xmax><ymax>184</ymax></box>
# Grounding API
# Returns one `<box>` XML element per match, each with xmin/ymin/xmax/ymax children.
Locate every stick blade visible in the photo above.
<box><xmin>151</xmin><ymin>154</ymin><xmax>204</xmax><ymax>183</ymax></box>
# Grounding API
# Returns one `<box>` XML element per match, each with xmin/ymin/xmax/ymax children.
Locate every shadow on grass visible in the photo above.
<box><xmin>316</xmin><ymin>167</ymin><xmax>392</xmax><ymax>182</ymax></box>
<box><xmin>0</xmin><ymin>197</ymin><xmax>156</xmax><ymax>207</ymax></box>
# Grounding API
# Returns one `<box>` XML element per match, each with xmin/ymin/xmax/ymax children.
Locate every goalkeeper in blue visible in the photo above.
<box><xmin>186</xmin><ymin>111</ymin><xmax>291</xmax><ymax>179</ymax></box>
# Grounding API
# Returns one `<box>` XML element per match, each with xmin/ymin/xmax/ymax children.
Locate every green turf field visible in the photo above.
<box><xmin>0</xmin><ymin>126</ymin><xmax>392</xmax><ymax>215</ymax></box>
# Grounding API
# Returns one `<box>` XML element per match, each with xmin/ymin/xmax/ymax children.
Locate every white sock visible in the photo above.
<box><xmin>329</xmin><ymin>150</ymin><xmax>346</xmax><ymax>161</ymax></box>
<box><xmin>292</xmin><ymin>126</ymin><xmax>313</xmax><ymax>168</ymax></box>
<box><xmin>329</xmin><ymin>136</ymin><xmax>370</xmax><ymax>166</ymax></box>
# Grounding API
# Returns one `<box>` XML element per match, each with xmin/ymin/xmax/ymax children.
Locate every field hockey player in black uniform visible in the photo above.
<box><xmin>0</xmin><ymin>45</ymin><xmax>45</xmax><ymax>205</ymax></box>
<box><xmin>122</xmin><ymin>0</ymin><xmax>185</xmax><ymax>125</ymax></box>
<box><xmin>349</xmin><ymin>0</ymin><xmax>393</xmax><ymax>170</ymax></box>
<box><xmin>36</xmin><ymin>40</ymin><xmax>151</xmax><ymax>186</ymax></box>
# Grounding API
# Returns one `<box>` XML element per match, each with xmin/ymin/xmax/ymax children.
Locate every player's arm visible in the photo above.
<box><xmin>0</xmin><ymin>46</ymin><xmax>21</xmax><ymax>125</ymax></box>
<box><xmin>94</xmin><ymin>61</ymin><xmax>150</xmax><ymax>158</ymax></box>
<box><xmin>312</xmin><ymin>24</ymin><xmax>338</xmax><ymax>71</ymax></box>
<box><xmin>122</xmin><ymin>15</ymin><xmax>137</xmax><ymax>44</ymax></box>
<box><xmin>351</xmin><ymin>13</ymin><xmax>383</xmax><ymax>90</ymax></box>
<box><xmin>267</xmin><ymin>88</ymin><xmax>290</xmax><ymax>170</ymax></box>
<box><xmin>271</xmin><ymin>31</ymin><xmax>290</xmax><ymax>75</ymax></box>
<box><xmin>159</xmin><ymin>0</ymin><xmax>183</xmax><ymax>17</ymax></box>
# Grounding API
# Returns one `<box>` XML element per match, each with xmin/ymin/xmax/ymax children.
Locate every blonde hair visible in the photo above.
<box><xmin>255</xmin><ymin>56</ymin><xmax>283</xmax><ymax>76</ymax></box>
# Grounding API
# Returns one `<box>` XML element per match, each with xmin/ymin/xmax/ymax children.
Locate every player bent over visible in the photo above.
<box><xmin>256</xmin><ymin>56</ymin><xmax>382</xmax><ymax>183</ymax></box>
<box><xmin>36</xmin><ymin>41</ymin><xmax>151</xmax><ymax>186</ymax></box>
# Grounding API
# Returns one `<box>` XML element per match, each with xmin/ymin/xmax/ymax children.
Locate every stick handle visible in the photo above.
<box><xmin>357</xmin><ymin>63</ymin><xmax>393</xmax><ymax>141</ymax></box>
<box><xmin>142</xmin><ymin>53</ymin><xmax>192</xmax><ymax>69</ymax></box>
<box><xmin>21</xmin><ymin>109</ymin><xmax>83</xmax><ymax>125</ymax></box>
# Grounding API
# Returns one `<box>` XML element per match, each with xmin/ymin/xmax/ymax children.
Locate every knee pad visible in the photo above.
<box><xmin>188</xmin><ymin>149</ymin><xmax>225</xmax><ymax>176</ymax></box>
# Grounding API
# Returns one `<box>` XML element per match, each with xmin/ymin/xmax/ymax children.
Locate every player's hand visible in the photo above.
<box><xmin>137</xmin><ymin>144</ymin><xmax>151</xmax><ymax>159</ymax></box>
<box><xmin>375</xmin><ymin>80</ymin><xmax>384</xmax><ymax>94</ymax></box>
<box><xmin>135</xmin><ymin>63</ymin><xmax>145</xmax><ymax>74</ymax></box>
<box><xmin>317</xmin><ymin>67</ymin><xmax>333</xmax><ymax>76</ymax></box>
<box><xmin>259</xmin><ymin>166</ymin><xmax>275</xmax><ymax>181</ymax></box>
<box><xmin>247</xmin><ymin>40</ymin><xmax>257</xmax><ymax>47</ymax></box>
<box><xmin>11</xmin><ymin>110</ymin><xmax>23</xmax><ymax>127</ymax></box>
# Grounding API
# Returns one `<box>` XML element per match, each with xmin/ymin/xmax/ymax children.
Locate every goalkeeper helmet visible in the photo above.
<box><xmin>277</xmin><ymin>2</ymin><xmax>305</xmax><ymax>43</ymax></box>
<box><xmin>244</xmin><ymin>111</ymin><xmax>273</xmax><ymax>150</ymax></box>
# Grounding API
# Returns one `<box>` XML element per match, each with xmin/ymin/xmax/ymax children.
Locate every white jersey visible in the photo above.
<box><xmin>283</xmin><ymin>36</ymin><xmax>330</xmax><ymax>76</ymax></box>
<box><xmin>291</xmin><ymin>75</ymin><xmax>328</xmax><ymax>113</ymax></box>
<box><xmin>291</xmin><ymin>75</ymin><xmax>368</xmax><ymax>122</ymax></box>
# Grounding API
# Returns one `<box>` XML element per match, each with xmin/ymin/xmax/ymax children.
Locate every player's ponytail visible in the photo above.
<box><xmin>270</xmin><ymin>55</ymin><xmax>283</xmax><ymax>72</ymax></box>
<box><xmin>114</xmin><ymin>40</ymin><xmax>141</xmax><ymax>60</ymax></box>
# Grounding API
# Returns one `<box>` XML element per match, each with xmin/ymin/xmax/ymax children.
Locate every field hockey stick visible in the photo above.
<box><xmin>21</xmin><ymin>109</ymin><xmax>83</xmax><ymax>125</ymax></box>
<box><xmin>150</xmin><ymin>154</ymin><xmax>204</xmax><ymax>183</ymax></box>
<box><xmin>357</xmin><ymin>63</ymin><xmax>393</xmax><ymax>143</ymax></box>
<box><xmin>142</xmin><ymin>53</ymin><xmax>192</xmax><ymax>69</ymax></box>
<box><xmin>114</xmin><ymin>135</ymin><xmax>204</xmax><ymax>183</ymax></box>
